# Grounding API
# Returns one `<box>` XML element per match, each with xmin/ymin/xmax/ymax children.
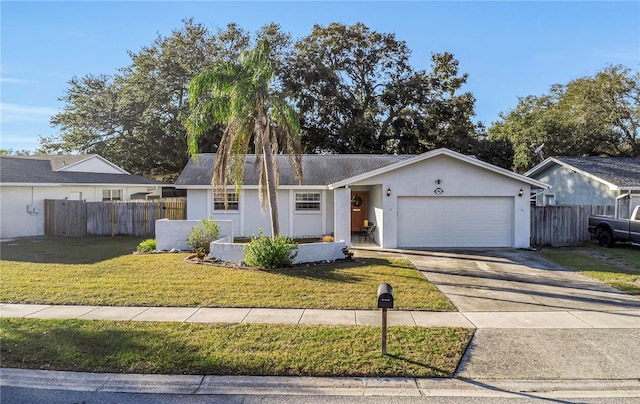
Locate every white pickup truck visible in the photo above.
<box><xmin>588</xmin><ymin>205</ymin><xmax>640</xmax><ymax>247</ymax></box>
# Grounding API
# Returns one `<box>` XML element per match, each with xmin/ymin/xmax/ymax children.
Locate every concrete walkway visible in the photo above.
<box><xmin>2</xmin><ymin>303</ymin><xmax>640</xmax><ymax>329</ymax></box>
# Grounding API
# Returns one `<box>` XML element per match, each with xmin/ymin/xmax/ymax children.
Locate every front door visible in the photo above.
<box><xmin>350</xmin><ymin>192</ymin><xmax>367</xmax><ymax>233</ymax></box>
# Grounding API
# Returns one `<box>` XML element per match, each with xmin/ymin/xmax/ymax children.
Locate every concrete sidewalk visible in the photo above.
<box><xmin>3</xmin><ymin>303</ymin><xmax>640</xmax><ymax>397</ymax></box>
<box><xmin>2</xmin><ymin>303</ymin><xmax>640</xmax><ymax>328</ymax></box>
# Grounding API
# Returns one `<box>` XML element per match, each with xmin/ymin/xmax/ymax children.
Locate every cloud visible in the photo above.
<box><xmin>0</xmin><ymin>103</ymin><xmax>58</xmax><ymax>123</ymax></box>
<box><xmin>0</xmin><ymin>77</ymin><xmax>34</xmax><ymax>84</ymax></box>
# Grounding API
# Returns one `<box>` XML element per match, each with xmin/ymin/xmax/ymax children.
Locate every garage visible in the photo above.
<box><xmin>397</xmin><ymin>196</ymin><xmax>514</xmax><ymax>248</ymax></box>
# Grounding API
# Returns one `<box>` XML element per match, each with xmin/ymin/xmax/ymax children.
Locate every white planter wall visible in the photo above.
<box><xmin>209</xmin><ymin>240</ymin><xmax>347</xmax><ymax>265</ymax></box>
<box><xmin>155</xmin><ymin>219</ymin><xmax>233</xmax><ymax>251</ymax></box>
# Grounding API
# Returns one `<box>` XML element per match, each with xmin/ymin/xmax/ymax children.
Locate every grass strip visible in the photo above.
<box><xmin>2</xmin><ymin>238</ymin><xmax>453</xmax><ymax>311</ymax></box>
<box><xmin>0</xmin><ymin>318</ymin><xmax>472</xmax><ymax>377</ymax></box>
<box><xmin>539</xmin><ymin>245</ymin><xmax>640</xmax><ymax>295</ymax></box>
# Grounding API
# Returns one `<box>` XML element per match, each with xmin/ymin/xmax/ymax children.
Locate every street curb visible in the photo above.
<box><xmin>2</xmin><ymin>368</ymin><xmax>640</xmax><ymax>399</ymax></box>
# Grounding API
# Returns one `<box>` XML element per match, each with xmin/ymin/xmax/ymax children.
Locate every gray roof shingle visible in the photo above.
<box><xmin>0</xmin><ymin>155</ymin><xmax>162</xmax><ymax>185</ymax></box>
<box><xmin>555</xmin><ymin>156</ymin><xmax>640</xmax><ymax>188</ymax></box>
<box><xmin>175</xmin><ymin>154</ymin><xmax>413</xmax><ymax>186</ymax></box>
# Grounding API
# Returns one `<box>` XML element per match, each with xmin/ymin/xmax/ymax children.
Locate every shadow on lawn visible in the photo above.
<box><xmin>386</xmin><ymin>354</ymin><xmax>453</xmax><ymax>378</ymax></box>
<box><xmin>271</xmin><ymin>257</ymin><xmax>395</xmax><ymax>283</ymax></box>
<box><xmin>0</xmin><ymin>319</ymin><xmax>204</xmax><ymax>374</ymax></box>
<box><xmin>1</xmin><ymin>236</ymin><xmax>144</xmax><ymax>264</ymax></box>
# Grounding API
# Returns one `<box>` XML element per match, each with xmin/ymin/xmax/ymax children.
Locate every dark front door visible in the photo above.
<box><xmin>350</xmin><ymin>192</ymin><xmax>367</xmax><ymax>233</ymax></box>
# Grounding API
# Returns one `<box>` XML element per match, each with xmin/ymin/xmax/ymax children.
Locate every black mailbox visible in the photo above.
<box><xmin>377</xmin><ymin>283</ymin><xmax>394</xmax><ymax>309</ymax></box>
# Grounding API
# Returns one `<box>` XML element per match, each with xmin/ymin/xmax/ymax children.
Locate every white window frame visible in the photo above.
<box><xmin>295</xmin><ymin>192</ymin><xmax>321</xmax><ymax>212</ymax></box>
<box><xmin>543</xmin><ymin>193</ymin><xmax>555</xmax><ymax>206</ymax></box>
<box><xmin>214</xmin><ymin>191</ymin><xmax>239</xmax><ymax>211</ymax></box>
<box><xmin>102</xmin><ymin>189</ymin><xmax>122</xmax><ymax>201</ymax></box>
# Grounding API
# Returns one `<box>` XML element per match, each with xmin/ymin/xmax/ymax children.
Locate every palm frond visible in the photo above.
<box><xmin>185</xmin><ymin>37</ymin><xmax>302</xmax><ymax>235</ymax></box>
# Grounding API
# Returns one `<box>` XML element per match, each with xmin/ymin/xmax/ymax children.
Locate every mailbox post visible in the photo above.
<box><xmin>377</xmin><ymin>283</ymin><xmax>394</xmax><ymax>356</ymax></box>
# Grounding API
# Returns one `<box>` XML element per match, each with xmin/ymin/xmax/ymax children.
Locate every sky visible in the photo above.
<box><xmin>1</xmin><ymin>1</ymin><xmax>639</xmax><ymax>153</ymax></box>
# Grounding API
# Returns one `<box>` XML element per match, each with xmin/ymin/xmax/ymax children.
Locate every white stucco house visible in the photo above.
<box><xmin>525</xmin><ymin>156</ymin><xmax>640</xmax><ymax>218</ymax></box>
<box><xmin>0</xmin><ymin>155</ymin><xmax>164</xmax><ymax>239</ymax></box>
<box><xmin>175</xmin><ymin>148</ymin><xmax>548</xmax><ymax>249</ymax></box>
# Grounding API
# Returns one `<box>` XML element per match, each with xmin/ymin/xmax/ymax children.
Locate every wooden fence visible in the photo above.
<box><xmin>45</xmin><ymin>198</ymin><xmax>186</xmax><ymax>237</ymax></box>
<box><xmin>530</xmin><ymin>205</ymin><xmax>615</xmax><ymax>247</ymax></box>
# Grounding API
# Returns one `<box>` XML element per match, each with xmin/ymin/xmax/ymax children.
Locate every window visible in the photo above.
<box><xmin>102</xmin><ymin>189</ymin><xmax>122</xmax><ymax>201</ymax></box>
<box><xmin>214</xmin><ymin>192</ymin><xmax>239</xmax><ymax>211</ymax></box>
<box><xmin>543</xmin><ymin>194</ymin><xmax>555</xmax><ymax>206</ymax></box>
<box><xmin>295</xmin><ymin>192</ymin><xmax>321</xmax><ymax>211</ymax></box>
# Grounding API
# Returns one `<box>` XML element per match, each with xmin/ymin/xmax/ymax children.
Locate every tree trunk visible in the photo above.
<box><xmin>261</xmin><ymin>115</ymin><xmax>280</xmax><ymax>237</ymax></box>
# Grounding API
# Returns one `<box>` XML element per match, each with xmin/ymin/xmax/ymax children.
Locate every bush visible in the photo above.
<box><xmin>137</xmin><ymin>239</ymin><xmax>156</xmax><ymax>252</ymax></box>
<box><xmin>322</xmin><ymin>234</ymin><xmax>335</xmax><ymax>242</ymax></box>
<box><xmin>186</xmin><ymin>218</ymin><xmax>220</xmax><ymax>254</ymax></box>
<box><xmin>244</xmin><ymin>229</ymin><xmax>298</xmax><ymax>269</ymax></box>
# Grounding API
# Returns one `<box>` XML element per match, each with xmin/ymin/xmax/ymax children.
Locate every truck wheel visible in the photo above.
<box><xmin>598</xmin><ymin>230</ymin><xmax>615</xmax><ymax>248</ymax></box>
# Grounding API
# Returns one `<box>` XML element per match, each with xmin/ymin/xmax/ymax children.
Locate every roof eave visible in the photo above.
<box><xmin>526</xmin><ymin>157</ymin><xmax>625</xmax><ymax>190</ymax></box>
<box><xmin>1</xmin><ymin>182</ymin><xmax>160</xmax><ymax>187</ymax></box>
<box><xmin>175</xmin><ymin>184</ymin><xmax>329</xmax><ymax>190</ymax></box>
<box><xmin>329</xmin><ymin>148</ymin><xmax>549</xmax><ymax>189</ymax></box>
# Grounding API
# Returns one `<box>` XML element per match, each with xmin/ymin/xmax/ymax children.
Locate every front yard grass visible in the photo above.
<box><xmin>1</xmin><ymin>236</ymin><xmax>454</xmax><ymax>311</ymax></box>
<box><xmin>538</xmin><ymin>241</ymin><xmax>640</xmax><ymax>295</ymax></box>
<box><xmin>2</xmin><ymin>237</ymin><xmax>468</xmax><ymax>378</ymax></box>
<box><xmin>0</xmin><ymin>318</ymin><xmax>473</xmax><ymax>377</ymax></box>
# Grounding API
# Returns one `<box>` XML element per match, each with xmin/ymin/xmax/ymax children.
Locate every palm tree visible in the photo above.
<box><xmin>186</xmin><ymin>39</ymin><xmax>302</xmax><ymax>236</ymax></box>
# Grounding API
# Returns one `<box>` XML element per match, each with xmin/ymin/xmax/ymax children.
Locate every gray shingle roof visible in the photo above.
<box><xmin>13</xmin><ymin>154</ymin><xmax>99</xmax><ymax>171</ymax></box>
<box><xmin>0</xmin><ymin>156</ymin><xmax>162</xmax><ymax>185</ymax></box>
<box><xmin>555</xmin><ymin>156</ymin><xmax>640</xmax><ymax>188</ymax></box>
<box><xmin>175</xmin><ymin>154</ymin><xmax>413</xmax><ymax>186</ymax></box>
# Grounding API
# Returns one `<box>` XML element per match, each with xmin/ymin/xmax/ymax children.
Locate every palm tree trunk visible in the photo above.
<box><xmin>261</xmin><ymin>114</ymin><xmax>280</xmax><ymax>237</ymax></box>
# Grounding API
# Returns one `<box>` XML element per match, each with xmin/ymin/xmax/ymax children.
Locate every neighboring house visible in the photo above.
<box><xmin>525</xmin><ymin>156</ymin><xmax>640</xmax><ymax>218</ymax></box>
<box><xmin>175</xmin><ymin>148</ymin><xmax>547</xmax><ymax>249</ymax></box>
<box><xmin>0</xmin><ymin>155</ymin><xmax>164</xmax><ymax>239</ymax></box>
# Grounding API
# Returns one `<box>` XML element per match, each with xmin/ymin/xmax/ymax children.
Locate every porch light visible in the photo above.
<box><xmin>386</xmin><ymin>188</ymin><xmax>391</xmax><ymax>197</ymax></box>
<box><xmin>518</xmin><ymin>188</ymin><xmax>524</xmax><ymax>197</ymax></box>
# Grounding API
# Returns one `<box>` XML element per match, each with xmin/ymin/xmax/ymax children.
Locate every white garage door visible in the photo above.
<box><xmin>397</xmin><ymin>197</ymin><xmax>514</xmax><ymax>248</ymax></box>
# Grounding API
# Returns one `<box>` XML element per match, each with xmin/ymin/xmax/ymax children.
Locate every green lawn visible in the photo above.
<box><xmin>538</xmin><ymin>241</ymin><xmax>640</xmax><ymax>295</ymax></box>
<box><xmin>1</xmin><ymin>236</ymin><xmax>454</xmax><ymax>310</ymax></box>
<box><xmin>0</xmin><ymin>318</ymin><xmax>472</xmax><ymax>377</ymax></box>
<box><xmin>0</xmin><ymin>236</ymin><xmax>467</xmax><ymax>377</ymax></box>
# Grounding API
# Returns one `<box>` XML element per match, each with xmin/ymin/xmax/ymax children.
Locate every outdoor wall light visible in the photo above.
<box><xmin>386</xmin><ymin>188</ymin><xmax>392</xmax><ymax>197</ymax></box>
<box><xmin>518</xmin><ymin>188</ymin><xmax>524</xmax><ymax>197</ymax></box>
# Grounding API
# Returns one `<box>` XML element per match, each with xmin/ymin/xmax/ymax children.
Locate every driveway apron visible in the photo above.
<box><xmin>403</xmin><ymin>248</ymin><xmax>640</xmax><ymax>380</ymax></box>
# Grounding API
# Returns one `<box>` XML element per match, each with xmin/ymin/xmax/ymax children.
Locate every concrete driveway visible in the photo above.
<box><xmin>404</xmin><ymin>248</ymin><xmax>640</xmax><ymax>312</ymax></box>
<box><xmin>402</xmin><ymin>248</ymin><xmax>640</xmax><ymax>380</ymax></box>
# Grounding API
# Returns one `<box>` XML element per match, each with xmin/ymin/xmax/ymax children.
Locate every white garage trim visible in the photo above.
<box><xmin>397</xmin><ymin>196</ymin><xmax>514</xmax><ymax>248</ymax></box>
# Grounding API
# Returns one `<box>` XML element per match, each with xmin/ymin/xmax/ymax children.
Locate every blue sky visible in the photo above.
<box><xmin>1</xmin><ymin>1</ymin><xmax>639</xmax><ymax>153</ymax></box>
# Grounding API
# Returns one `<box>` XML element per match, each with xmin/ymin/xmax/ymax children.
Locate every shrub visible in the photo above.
<box><xmin>137</xmin><ymin>239</ymin><xmax>156</xmax><ymax>252</ymax></box>
<box><xmin>244</xmin><ymin>229</ymin><xmax>298</xmax><ymax>269</ymax></box>
<box><xmin>186</xmin><ymin>218</ymin><xmax>220</xmax><ymax>253</ymax></box>
<box><xmin>322</xmin><ymin>234</ymin><xmax>335</xmax><ymax>242</ymax></box>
